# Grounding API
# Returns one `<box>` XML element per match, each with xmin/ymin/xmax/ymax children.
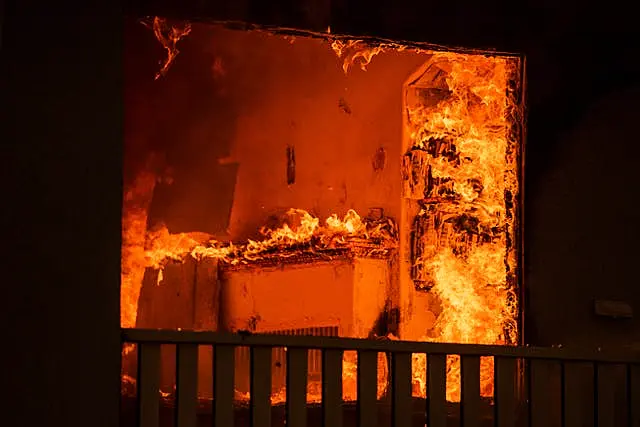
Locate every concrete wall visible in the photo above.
<box><xmin>133</xmin><ymin>258</ymin><xmax>219</xmax><ymax>396</ymax></box>
<box><xmin>220</xmin><ymin>257</ymin><xmax>388</xmax><ymax>337</ymax></box>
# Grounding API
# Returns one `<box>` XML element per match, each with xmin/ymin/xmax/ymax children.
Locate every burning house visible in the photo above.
<box><xmin>121</xmin><ymin>16</ymin><xmax>524</xmax><ymax>406</ymax></box>
<box><xmin>8</xmin><ymin>3</ymin><xmax>640</xmax><ymax>427</ymax></box>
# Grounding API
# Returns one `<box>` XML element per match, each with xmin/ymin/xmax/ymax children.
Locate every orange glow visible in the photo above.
<box><xmin>142</xmin><ymin>17</ymin><xmax>192</xmax><ymax>80</ymax></box>
<box><xmin>231</xmin><ymin>352</ymin><xmax>388</xmax><ymax>405</ymax></box>
<box><xmin>123</xmin><ymin>23</ymin><xmax>521</xmax><ymax>406</ymax></box>
<box><xmin>120</xmin><ymin>207</ymin><xmax>397</xmax><ymax>330</ymax></box>
<box><xmin>121</xmin><ymin>208</ymin><xmax>396</xmax><ymax>287</ymax></box>
<box><xmin>120</xmin><ymin>208</ymin><xmax>396</xmax><ymax>403</ymax></box>
<box><xmin>404</xmin><ymin>52</ymin><xmax>519</xmax><ymax>401</ymax></box>
<box><xmin>120</xmin><ymin>169</ymin><xmax>156</xmax><ymax>329</ymax></box>
<box><xmin>331</xmin><ymin>39</ymin><xmax>387</xmax><ymax>74</ymax></box>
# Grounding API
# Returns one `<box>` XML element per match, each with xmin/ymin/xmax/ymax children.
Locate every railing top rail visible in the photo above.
<box><xmin>122</xmin><ymin>328</ymin><xmax>640</xmax><ymax>364</ymax></box>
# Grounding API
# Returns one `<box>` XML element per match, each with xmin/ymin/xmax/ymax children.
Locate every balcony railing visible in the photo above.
<box><xmin>122</xmin><ymin>328</ymin><xmax>640</xmax><ymax>427</ymax></box>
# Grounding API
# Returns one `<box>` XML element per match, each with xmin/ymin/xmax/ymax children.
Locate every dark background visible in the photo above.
<box><xmin>2</xmin><ymin>1</ymin><xmax>639</xmax><ymax>426</ymax></box>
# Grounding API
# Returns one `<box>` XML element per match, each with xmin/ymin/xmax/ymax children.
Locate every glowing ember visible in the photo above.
<box><xmin>142</xmin><ymin>17</ymin><xmax>192</xmax><ymax>80</ymax></box>
<box><xmin>330</xmin><ymin>39</ymin><xmax>387</xmax><ymax>74</ymax></box>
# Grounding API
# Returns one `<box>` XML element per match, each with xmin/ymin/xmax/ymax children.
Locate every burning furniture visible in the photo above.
<box><xmin>121</xmin><ymin>17</ymin><xmax>524</xmax><ymax>404</ymax></box>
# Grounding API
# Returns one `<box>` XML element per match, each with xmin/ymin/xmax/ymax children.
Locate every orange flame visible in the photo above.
<box><xmin>120</xmin><ymin>207</ymin><xmax>397</xmax><ymax>330</ymax></box>
<box><xmin>143</xmin><ymin>17</ymin><xmax>192</xmax><ymax>80</ymax></box>
<box><xmin>406</xmin><ymin>53</ymin><xmax>520</xmax><ymax>401</ymax></box>
<box><xmin>120</xmin><ymin>169</ymin><xmax>156</xmax><ymax>329</ymax></box>
<box><xmin>122</xmin><ymin>35</ymin><xmax>521</xmax><ymax>405</ymax></box>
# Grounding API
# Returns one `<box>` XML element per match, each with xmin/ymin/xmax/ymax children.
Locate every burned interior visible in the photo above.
<box><xmin>121</xmin><ymin>17</ymin><xmax>525</xmax><ymax>406</ymax></box>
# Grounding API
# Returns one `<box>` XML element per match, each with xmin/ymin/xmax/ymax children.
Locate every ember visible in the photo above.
<box><xmin>141</xmin><ymin>17</ymin><xmax>192</xmax><ymax>80</ymax></box>
<box><xmin>122</xmin><ymin>18</ymin><xmax>523</xmax><ymax>405</ymax></box>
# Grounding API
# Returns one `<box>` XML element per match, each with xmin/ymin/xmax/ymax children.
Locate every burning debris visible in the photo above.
<box><xmin>121</xmin><ymin>208</ymin><xmax>398</xmax><ymax>328</ymax></box>
<box><xmin>139</xmin><ymin>208</ymin><xmax>396</xmax><ymax>269</ymax></box>
<box><xmin>402</xmin><ymin>53</ymin><xmax>520</xmax><ymax>400</ymax></box>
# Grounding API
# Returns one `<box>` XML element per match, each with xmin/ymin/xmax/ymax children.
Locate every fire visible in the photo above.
<box><xmin>120</xmin><ymin>207</ymin><xmax>397</xmax><ymax>330</ymax></box>
<box><xmin>328</xmin><ymin>42</ymin><xmax>520</xmax><ymax>401</ymax></box>
<box><xmin>123</xmin><ymin>26</ymin><xmax>521</xmax><ymax>406</ymax></box>
<box><xmin>120</xmin><ymin>170</ymin><xmax>209</xmax><ymax>329</ymax></box>
<box><xmin>120</xmin><ymin>206</ymin><xmax>396</xmax><ymax>402</ymax></box>
<box><xmin>330</xmin><ymin>39</ymin><xmax>387</xmax><ymax>74</ymax></box>
<box><xmin>120</xmin><ymin>169</ymin><xmax>156</xmax><ymax>329</ymax></box>
<box><xmin>405</xmin><ymin>52</ymin><xmax>520</xmax><ymax>401</ymax></box>
<box><xmin>142</xmin><ymin>17</ymin><xmax>192</xmax><ymax>80</ymax></box>
<box><xmin>145</xmin><ymin>226</ymin><xmax>210</xmax><ymax>269</ymax></box>
<box><xmin>232</xmin><ymin>351</ymin><xmax>387</xmax><ymax>405</ymax></box>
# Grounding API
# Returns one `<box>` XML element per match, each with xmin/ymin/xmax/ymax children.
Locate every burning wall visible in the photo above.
<box><xmin>400</xmin><ymin>53</ymin><xmax>522</xmax><ymax>400</ymax></box>
<box><xmin>122</xmin><ymin>18</ymin><xmax>524</xmax><ymax>404</ymax></box>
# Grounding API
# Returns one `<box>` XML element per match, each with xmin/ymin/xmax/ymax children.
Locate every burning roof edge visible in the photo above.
<box><xmin>139</xmin><ymin>15</ymin><xmax>525</xmax><ymax>59</ymax></box>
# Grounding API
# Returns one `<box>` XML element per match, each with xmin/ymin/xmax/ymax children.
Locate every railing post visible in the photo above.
<box><xmin>137</xmin><ymin>342</ymin><xmax>161</xmax><ymax>427</ymax></box>
<box><xmin>562</xmin><ymin>361</ymin><xmax>595</xmax><ymax>427</ymax></box>
<box><xmin>528</xmin><ymin>358</ymin><xmax>553</xmax><ymax>427</ymax></box>
<box><xmin>175</xmin><ymin>343</ymin><xmax>199</xmax><ymax>427</ymax></box>
<box><xmin>461</xmin><ymin>355</ymin><xmax>481</xmax><ymax>427</ymax></box>
<box><xmin>427</xmin><ymin>354</ymin><xmax>447</xmax><ymax>427</ymax></box>
<box><xmin>250</xmin><ymin>346</ymin><xmax>272</xmax><ymax>427</ymax></box>
<box><xmin>495</xmin><ymin>356</ymin><xmax>518</xmax><ymax>427</ymax></box>
<box><xmin>595</xmin><ymin>363</ymin><xmax>617</xmax><ymax>427</ymax></box>
<box><xmin>322</xmin><ymin>349</ymin><xmax>343</xmax><ymax>427</ymax></box>
<box><xmin>629</xmin><ymin>363</ymin><xmax>640</xmax><ymax>427</ymax></box>
<box><xmin>562</xmin><ymin>361</ymin><xmax>586</xmax><ymax>427</ymax></box>
<box><xmin>391</xmin><ymin>352</ymin><xmax>412</xmax><ymax>427</ymax></box>
<box><xmin>214</xmin><ymin>344</ymin><xmax>235</xmax><ymax>427</ymax></box>
<box><xmin>286</xmin><ymin>348</ymin><xmax>308</xmax><ymax>427</ymax></box>
<box><xmin>357</xmin><ymin>350</ymin><xmax>378</xmax><ymax>427</ymax></box>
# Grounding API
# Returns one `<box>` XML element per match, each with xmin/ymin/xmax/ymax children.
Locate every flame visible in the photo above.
<box><xmin>427</xmin><ymin>247</ymin><xmax>517</xmax><ymax>401</ymax></box>
<box><xmin>330</xmin><ymin>39</ymin><xmax>386</xmax><ymax>74</ymax></box>
<box><xmin>157</xmin><ymin>209</ymin><xmax>393</xmax><ymax>269</ymax></box>
<box><xmin>120</xmin><ymin>206</ymin><xmax>397</xmax><ymax>402</ymax></box>
<box><xmin>231</xmin><ymin>350</ymin><xmax>388</xmax><ymax>405</ymax></box>
<box><xmin>121</xmin><ymin>35</ymin><xmax>521</xmax><ymax>405</ymax></box>
<box><xmin>120</xmin><ymin>169</ymin><xmax>156</xmax><ymax>329</ymax></box>
<box><xmin>143</xmin><ymin>17</ymin><xmax>192</xmax><ymax>80</ymax></box>
<box><xmin>120</xmin><ymin>171</ymin><xmax>209</xmax><ymax>329</ymax></box>
<box><xmin>120</xmin><ymin>207</ymin><xmax>396</xmax><ymax>328</ymax></box>
<box><xmin>145</xmin><ymin>226</ymin><xmax>210</xmax><ymax>268</ymax></box>
<box><xmin>406</xmin><ymin>53</ymin><xmax>520</xmax><ymax>401</ymax></box>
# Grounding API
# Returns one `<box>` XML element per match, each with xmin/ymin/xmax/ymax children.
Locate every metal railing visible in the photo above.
<box><xmin>122</xmin><ymin>328</ymin><xmax>640</xmax><ymax>427</ymax></box>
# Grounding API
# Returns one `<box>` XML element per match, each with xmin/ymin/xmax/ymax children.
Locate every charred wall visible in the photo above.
<box><xmin>125</xmin><ymin>20</ymin><xmax>238</xmax><ymax>237</ymax></box>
